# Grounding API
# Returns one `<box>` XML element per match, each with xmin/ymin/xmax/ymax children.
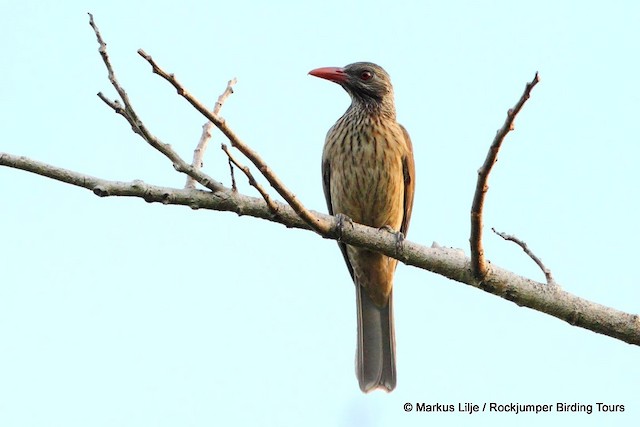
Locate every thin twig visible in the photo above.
<box><xmin>185</xmin><ymin>78</ymin><xmax>237</xmax><ymax>189</ymax></box>
<box><xmin>221</xmin><ymin>144</ymin><xmax>279</xmax><ymax>213</ymax></box>
<box><xmin>88</xmin><ymin>14</ymin><xmax>134</xmax><ymax>116</ymax></box>
<box><xmin>137</xmin><ymin>49</ymin><xmax>331</xmax><ymax>236</ymax></box>
<box><xmin>492</xmin><ymin>228</ymin><xmax>556</xmax><ymax>285</ymax></box>
<box><xmin>470</xmin><ymin>72</ymin><xmax>540</xmax><ymax>280</ymax></box>
<box><xmin>227</xmin><ymin>157</ymin><xmax>237</xmax><ymax>192</ymax></box>
<box><xmin>88</xmin><ymin>13</ymin><xmax>226</xmax><ymax>194</ymax></box>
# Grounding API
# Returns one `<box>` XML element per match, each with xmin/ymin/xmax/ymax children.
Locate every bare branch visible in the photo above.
<box><xmin>89</xmin><ymin>14</ymin><xmax>226</xmax><ymax>194</ymax></box>
<box><xmin>185</xmin><ymin>78</ymin><xmax>237</xmax><ymax>190</ymax></box>
<box><xmin>2</xmin><ymin>151</ymin><xmax>639</xmax><ymax>347</ymax></box>
<box><xmin>470</xmin><ymin>72</ymin><xmax>540</xmax><ymax>280</ymax></box>
<box><xmin>221</xmin><ymin>143</ymin><xmax>279</xmax><ymax>213</ymax></box>
<box><xmin>185</xmin><ymin>122</ymin><xmax>215</xmax><ymax>190</ymax></box>
<box><xmin>88</xmin><ymin>13</ymin><xmax>135</xmax><ymax>115</ymax></box>
<box><xmin>136</xmin><ymin>49</ymin><xmax>332</xmax><ymax>236</ymax></box>
<box><xmin>492</xmin><ymin>228</ymin><xmax>556</xmax><ymax>285</ymax></box>
<box><xmin>213</xmin><ymin>79</ymin><xmax>238</xmax><ymax>116</ymax></box>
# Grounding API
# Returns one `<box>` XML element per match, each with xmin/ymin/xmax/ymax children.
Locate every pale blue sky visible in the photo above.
<box><xmin>1</xmin><ymin>1</ymin><xmax>639</xmax><ymax>426</ymax></box>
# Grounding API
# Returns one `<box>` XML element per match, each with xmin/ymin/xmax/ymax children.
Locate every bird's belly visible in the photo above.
<box><xmin>329</xmin><ymin>143</ymin><xmax>405</xmax><ymax>231</ymax></box>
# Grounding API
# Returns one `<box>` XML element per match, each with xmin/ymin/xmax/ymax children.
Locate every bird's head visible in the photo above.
<box><xmin>309</xmin><ymin>62</ymin><xmax>395</xmax><ymax>115</ymax></box>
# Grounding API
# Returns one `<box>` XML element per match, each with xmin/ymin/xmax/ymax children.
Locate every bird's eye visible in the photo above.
<box><xmin>360</xmin><ymin>70</ymin><xmax>373</xmax><ymax>81</ymax></box>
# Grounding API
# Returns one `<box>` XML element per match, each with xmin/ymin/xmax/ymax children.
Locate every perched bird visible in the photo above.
<box><xmin>309</xmin><ymin>62</ymin><xmax>415</xmax><ymax>392</ymax></box>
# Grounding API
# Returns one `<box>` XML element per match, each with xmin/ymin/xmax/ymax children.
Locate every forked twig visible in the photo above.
<box><xmin>221</xmin><ymin>144</ymin><xmax>279</xmax><ymax>213</ymax></box>
<box><xmin>470</xmin><ymin>73</ymin><xmax>540</xmax><ymax>279</ymax></box>
<box><xmin>88</xmin><ymin>13</ymin><xmax>226</xmax><ymax>193</ymax></box>
<box><xmin>137</xmin><ymin>49</ymin><xmax>331</xmax><ymax>235</ymax></box>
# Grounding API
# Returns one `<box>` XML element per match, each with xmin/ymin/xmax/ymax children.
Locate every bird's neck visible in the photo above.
<box><xmin>348</xmin><ymin>98</ymin><xmax>396</xmax><ymax>120</ymax></box>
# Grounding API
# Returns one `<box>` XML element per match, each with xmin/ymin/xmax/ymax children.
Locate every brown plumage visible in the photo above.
<box><xmin>309</xmin><ymin>62</ymin><xmax>415</xmax><ymax>392</ymax></box>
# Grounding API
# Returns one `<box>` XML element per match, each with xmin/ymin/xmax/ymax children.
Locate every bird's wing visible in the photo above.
<box><xmin>399</xmin><ymin>124</ymin><xmax>416</xmax><ymax>236</ymax></box>
<box><xmin>322</xmin><ymin>158</ymin><xmax>355</xmax><ymax>280</ymax></box>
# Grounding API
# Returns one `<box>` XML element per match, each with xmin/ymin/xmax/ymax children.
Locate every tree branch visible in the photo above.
<box><xmin>221</xmin><ymin>143</ymin><xmax>279</xmax><ymax>214</ymax></box>
<box><xmin>185</xmin><ymin>78</ymin><xmax>237</xmax><ymax>190</ymax></box>
<box><xmin>89</xmin><ymin>13</ymin><xmax>227</xmax><ymax>194</ymax></box>
<box><xmin>470</xmin><ymin>72</ymin><xmax>540</xmax><ymax>280</ymax></box>
<box><xmin>136</xmin><ymin>49</ymin><xmax>332</xmax><ymax>236</ymax></box>
<box><xmin>1</xmin><ymin>151</ymin><xmax>639</xmax><ymax>346</ymax></box>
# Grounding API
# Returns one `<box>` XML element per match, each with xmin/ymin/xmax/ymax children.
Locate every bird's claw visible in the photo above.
<box><xmin>335</xmin><ymin>213</ymin><xmax>354</xmax><ymax>242</ymax></box>
<box><xmin>379</xmin><ymin>225</ymin><xmax>396</xmax><ymax>234</ymax></box>
<box><xmin>379</xmin><ymin>225</ymin><xmax>405</xmax><ymax>258</ymax></box>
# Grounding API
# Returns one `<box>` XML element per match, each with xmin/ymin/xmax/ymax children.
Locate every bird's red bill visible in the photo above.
<box><xmin>309</xmin><ymin>67</ymin><xmax>347</xmax><ymax>83</ymax></box>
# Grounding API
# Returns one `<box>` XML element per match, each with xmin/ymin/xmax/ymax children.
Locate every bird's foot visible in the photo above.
<box><xmin>334</xmin><ymin>213</ymin><xmax>354</xmax><ymax>242</ymax></box>
<box><xmin>379</xmin><ymin>225</ymin><xmax>405</xmax><ymax>259</ymax></box>
<box><xmin>378</xmin><ymin>225</ymin><xmax>396</xmax><ymax>234</ymax></box>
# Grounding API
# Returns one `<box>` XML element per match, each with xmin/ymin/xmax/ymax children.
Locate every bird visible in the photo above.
<box><xmin>309</xmin><ymin>62</ymin><xmax>415</xmax><ymax>392</ymax></box>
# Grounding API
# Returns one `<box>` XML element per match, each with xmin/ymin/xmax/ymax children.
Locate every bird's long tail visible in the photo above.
<box><xmin>356</xmin><ymin>285</ymin><xmax>396</xmax><ymax>392</ymax></box>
